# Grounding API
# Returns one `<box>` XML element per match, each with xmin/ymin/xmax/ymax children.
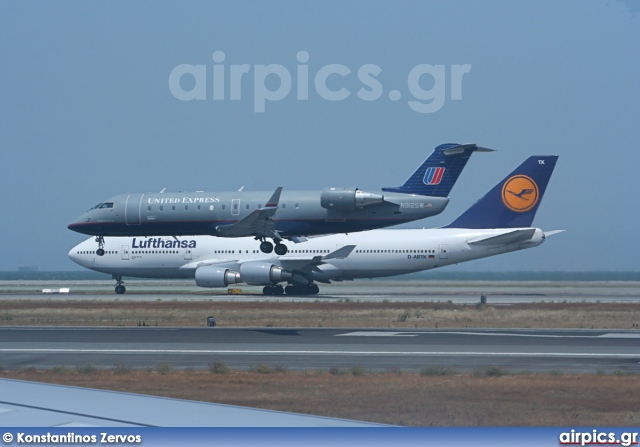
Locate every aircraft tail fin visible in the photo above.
<box><xmin>382</xmin><ymin>143</ymin><xmax>494</xmax><ymax>197</ymax></box>
<box><xmin>445</xmin><ymin>155</ymin><xmax>558</xmax><ymax>229</ymax></box>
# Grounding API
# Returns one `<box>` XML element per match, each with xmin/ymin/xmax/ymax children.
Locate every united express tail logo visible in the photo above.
<box><xmin>501</xmin><ymin>175</ymin><xmax>539</xmax><ymax>212</ymax></box>
<box><xmin>423</xmin><ymin>167</ymin><xmax>445</xmax><ymax>185</ymax></box>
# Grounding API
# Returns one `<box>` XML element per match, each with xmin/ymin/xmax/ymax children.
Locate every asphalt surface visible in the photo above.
<box><xmin>2</xmin><ymin>327</ymin><xmax>639</xmax><ymax>373</ymax></box>
<box><xmin>1</xmin><ymin>279</ymin><xmax>639</xmax><ymax>303</ymax></box>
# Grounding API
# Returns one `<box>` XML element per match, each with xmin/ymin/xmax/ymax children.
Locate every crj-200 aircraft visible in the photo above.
<box><xmin>68</xmin><ymin>143</ymin><xmax>492</xmax><ymax>256</ymax></box>
<box><xmin>69</xmin><ymin>156</ymin><xmax>560</xmax><ymax>295</ymax></box>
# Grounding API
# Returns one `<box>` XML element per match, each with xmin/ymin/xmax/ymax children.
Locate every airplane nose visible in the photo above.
<box><xmin>68</xmin><ymin>214</ymin><xmax>94</xmax><ymax>235</ymax></box>
<box><xmin>68</xmin><ymin>242</ymin><xmax>90</xmax><ymax>266</ymax></box>
<box><xmin>68</xmin><ymin>246</ymin><xmax>80</xmax><ymax>264</ymax></box>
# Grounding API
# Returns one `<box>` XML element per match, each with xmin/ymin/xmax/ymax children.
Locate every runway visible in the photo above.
<box><xmin>1</xmin><ymin>279</ymin><xmax>639</xmax><ymax>303</ymax></box>
<box><xmin>2</xmin><ymin>327</ymin><xmax>639</xmax><ymax>374</ymax></box>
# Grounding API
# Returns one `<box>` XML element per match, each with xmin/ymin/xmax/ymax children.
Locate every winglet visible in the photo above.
<box><xmin>265</xmin><ymin>187</ymin><xmax>283</xmax><ymax>208</ymax></box>
<box><xmin>323</xmin><ymin>245</ymin><xmax>356</xmax><ymax>259</ymax></box>
<box><xmin>382</xmin><ymin>143</ymin><xmax>493</xmax><ymax>197</ymax></box>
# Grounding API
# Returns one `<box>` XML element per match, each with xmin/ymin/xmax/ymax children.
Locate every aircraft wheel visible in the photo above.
<box><xmin>260</xmin><ymin>241</ymin><xmax>273</xmax><ymax>253</ymax></box>
<box><xmin>96</xmin><ymin>248</ymin><xmax>105</xmax><ymax>256</ymax></box>
<box><xmin>115</xmin><ymin>285</ymin><xmax>126</xmax><ymax>294</ymax></box>
<box><xmin>262</xmin><ymin>286</ymin><xmax>274</xmax><ymax>295</ymax></box>
<box><xmin>309</xmin><ymin>284</ymin><xmax>319</xmax><ymax>295</ymax></box>
<box><xmin>273</xmin><ymin>284</ymin><xmax>284</xmax><ymax>295</ymax></box>
<box><xmin>274</xmin><ymin>243</ymin><xmax>288</xmax><ymax>256</ymax></box>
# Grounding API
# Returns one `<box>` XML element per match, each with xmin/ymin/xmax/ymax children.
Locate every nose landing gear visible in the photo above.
<box><xmin>96</xmin><ymin>236</ymin><xmax>105</xmax><ymax>256</ymax></box>
<box><xmin>113</xmin><ymin>275</ymin><xmax>126</xmax><ymax>294</ymax></box>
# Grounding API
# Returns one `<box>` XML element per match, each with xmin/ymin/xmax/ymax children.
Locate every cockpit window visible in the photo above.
<box><xmin>89</xmin><ymin>202</ymin><xmax>114</xmax><ymax>211</ymax></box>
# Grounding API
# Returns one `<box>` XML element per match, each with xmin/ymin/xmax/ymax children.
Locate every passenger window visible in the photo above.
<box><xmin>185</xmin><ymin>205</ymin><xmax>188</xmax><ymax>211</ymax></box>
<box><xmin>197</xmin><ymin>205</ymin><xmax>201</xmax><ymax>211</ymax></box>
<box><xmin>159</xmin><ymin>206</ymin><xmax>163</xmax><ymax>211</ymax></box>
<box><xmin>222</xmin><ymin>204</ymin><xmax>226</xmax><ymax>210</ymax></box>
<box><xmin>147</xmin><ymin>206</ymin><xmax>151</xmax><ymax>211</ymax></box>
<box><xmin>209</xmin><ymin>205</ymin><xmax>214</xmax><ymax>211</ymax></box>
<box><xmin>172</xmin><ymin>205</ymin><xmax>176</xmax><ymax>211</ymax></box>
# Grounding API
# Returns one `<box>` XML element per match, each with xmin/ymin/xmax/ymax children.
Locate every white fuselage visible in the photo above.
<box><xmin>68</xmin><ymin>228</ymin><xmax>546</xmax><ymax>285</ymax></box>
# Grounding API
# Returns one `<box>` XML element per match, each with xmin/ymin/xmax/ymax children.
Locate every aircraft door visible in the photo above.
<box><xmin>121</xmin><ymin>245</ymin><xmax>129</xmax><ymax>260</ymax></box>
<box><xmin>439</xmin><ymin>244</ymin><xmax>448</xmax><ymax>259</ymax></box>
<box><xmin>184</xmin><ymin>248</ymin><xmax>192</xmax><ymax>260</ymax></box>
<box><xmin>125</xmin><ymin>194</ymin><xmax>144</xmax><ymax>225</ymax></box>
<box><xmin>231</xmin><ymin>199</ymin><xmax>240</xmax><ymax>216</ymax></box>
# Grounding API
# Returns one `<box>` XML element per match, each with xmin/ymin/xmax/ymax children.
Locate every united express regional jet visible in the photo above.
<box><xmin>69</xmin><ymin>156</ymin><xmax>560</xmax><ymax>295</ymax></box>
<box><xmin>68</xmin><ymin>143</ymin><xmax>492</xmax><ymax>256</ymax></box>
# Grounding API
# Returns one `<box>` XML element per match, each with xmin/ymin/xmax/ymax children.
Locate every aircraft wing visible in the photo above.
<box><xmin>467</xmin><ymin>229</ymin><xmax>537</xmax><ymax>247</ymax></box>
<box><xmin>215</xmin><ymin>187</ymin><xmax>282</xmax><ymax>239</ymax></box>
<box><xmin>178</xmin><ymin>260</ymin><xmax>239</xmax><ymax>271</ymax></box>
<box><xmin>177</xmin><ymin>245</ymin><xmax>356</xmax><ymax>272</ymax></box>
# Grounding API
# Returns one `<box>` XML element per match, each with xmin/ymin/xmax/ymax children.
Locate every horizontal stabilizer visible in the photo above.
<box><xmin>467</xmin><ymin>229</ymin><xmax>536</xmax><ymax>246</ymax></box>
<box><xmin>442</xmin><ymin>144</ymin><xmax>495</xmax><ymax>156</ymax></box>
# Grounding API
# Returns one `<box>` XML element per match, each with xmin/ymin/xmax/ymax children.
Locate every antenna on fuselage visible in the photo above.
<box><xmin>160</xmin><ymin>187</ymin><xmax>166</xmax><ymax>193</ymax></box>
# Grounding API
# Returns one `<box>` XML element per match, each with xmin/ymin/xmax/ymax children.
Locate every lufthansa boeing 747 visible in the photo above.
<box><xmin>69</xmin><ymin>155</ymin><xmax>560</xmax><ymax>295</ymax></box>
<box><xmin>68</xmin><ymin>143</ymin><xmax>492</xmax><ymax>256</ymax></box>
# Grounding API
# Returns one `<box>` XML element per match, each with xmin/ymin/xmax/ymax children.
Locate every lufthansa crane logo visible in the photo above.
<box><xmin>501</xmin><ymin>175</ymin><xmax>539</xmax><ymax>212</ymax></box>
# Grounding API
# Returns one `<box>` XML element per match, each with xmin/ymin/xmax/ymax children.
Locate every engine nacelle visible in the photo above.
<box><xmin>195</xmin><ymin>265</ymin><xmax>241</xmax><ymax>288</ymax></box>
<box><xmin>320</xmin><ymin>187</ymin><xmax>384</xmax><ymax>210</ymax></box>
<box><xmin>239</xmin><ymin>262</ymin><xmax>293</xmax><ymax>285</ymax></box>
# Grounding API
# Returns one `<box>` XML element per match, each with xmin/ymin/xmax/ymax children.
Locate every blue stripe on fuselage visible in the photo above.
<box><xmin>68</xmin><ymin>217</ymin><xmax>416</xmax><ymax>237</ymax></box>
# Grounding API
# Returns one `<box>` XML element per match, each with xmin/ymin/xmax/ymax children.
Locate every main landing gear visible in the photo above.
<box><xmin>258</xmin><ymin>238</ymin><xmax>288</xmax><ymax>255</ymax></box>
<box><xmin>96</xmin><ymin>236</ymin><xmax>106</xmax><ymax>256</ymax></box>
<box><xmin>285</xmin><ymin>284</ymin><xmax>319</xmax><ymax>295</ymax></box>
<box><xmin>262</xmin><ymin>283</ymin><xmax>320</xmax><ymax>295</ymax></box>
<box><xmin>113</xmin><ymin>275</ymin><xmax>126</xmax><ymax>294</ymax></box>
<box><xmin>262</xmin><ymin>284</ymin><xmax>284</xmax><ymax>295</ymax></box>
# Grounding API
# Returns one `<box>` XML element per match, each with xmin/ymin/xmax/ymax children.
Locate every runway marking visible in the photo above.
<box><xmin>334</xmin><ymin>330</ymin><xmax>636</xmax><ymax>338</ymax></box>
<box><xmin>598</xmin><ymin>333</ymin><xmax>640</xmax><ymax>338</ymax></box>
<box><xmin>0</xmin><ymin>349</ymin><xmax>638</xmax><ymax>358</ymax></box>
<box><xmin>336</xmin><ymin>331</ymin><xmax>421</xmax><ymax>337</ymax></box>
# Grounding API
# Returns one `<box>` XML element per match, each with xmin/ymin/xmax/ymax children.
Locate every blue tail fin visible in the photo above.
<box><xmin>382</xmin><ymin>143</ymin><xmax>494</xmax><ymax>197</ymax></box>
<box><xmin>445</xmin><ymin>155</ymin><xmax>558</xmax><ymax>229</ymax></box>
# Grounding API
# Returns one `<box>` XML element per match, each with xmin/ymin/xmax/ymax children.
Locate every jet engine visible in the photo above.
<box><xmin>240</xmin><ymin>262</ymin><xmax>293</xmax><ymax>285</ymax></box>
<box><xmin>195</xmin><ymin>266</ymin><xmax>241</xmax><ymax>288</ymax></box>
<box><xmin>320</xmin><ymin>187</ymin><xmax>384</xmax><ymax>210</ymax></box>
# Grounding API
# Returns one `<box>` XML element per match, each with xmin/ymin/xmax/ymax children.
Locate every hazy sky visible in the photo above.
<box><xmin>1</xmin><ymin>1</ymin><xmax>638</xmax><ymax>272</ymax></box>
